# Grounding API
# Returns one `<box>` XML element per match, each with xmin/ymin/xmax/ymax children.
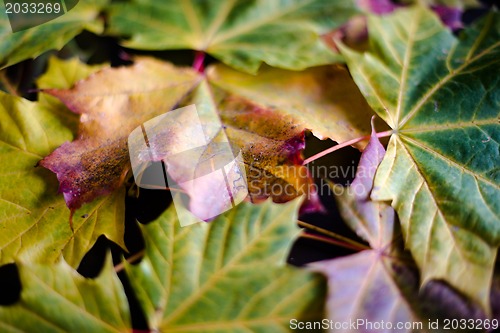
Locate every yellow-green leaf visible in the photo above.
<box><xmin>0</xmin><ymin>256</ymin><xmax>130</xmax><ymax>332</ymax></box>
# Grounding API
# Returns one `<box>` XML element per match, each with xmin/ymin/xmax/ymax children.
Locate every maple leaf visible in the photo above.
<box><xmin>105</xmin><ymin>0</ymin><xmax>360</xmax><ymax>73</ymax></box>
<box><xmin>39</xmin><ymin>57</ymin><xmax>374</xmax><ymax>218</ymax></box>
<box><xmin>0</xmin><ymin>256</ymin><xmax>131</xmax><ymax>332</ymax></box>
<box><xmin>340</xmin><ymin>5</ymin><xmax>499</xmax><ymax>310</ymax></box>
<box><xmin>124</xmin><ymin>199</ymin><xmax>326</xmax><ymax>332</ymax></box>
<box><xmin>0</xmin><ymin>0</ymin><xmax>107</xmax><ymax>69</ymax></box>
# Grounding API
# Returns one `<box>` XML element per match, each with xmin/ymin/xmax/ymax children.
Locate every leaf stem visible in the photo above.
<box><xmin>297</xmin><ymin>220</ymin><xmax>370</xmax><ymax>251</ymax></box>
<box><xmin>192</xmin><ymin>51</ymin><xmax>206</xmax><ymax>73</ymax></box>
<box><xmin>300</xmin><ymin>232</ymin><xmax>365</xmax><ymax>251</ymax></box>
<box><xmin>114</xmin><ymin>250</ymin><xmax>145</xmax><ymax>273</ymax></box>
<box><xmin>302</xmin><ymin>130</ymin><xmax>393</xmax><ymax>165</ymax></box>
<box><xmin>147</xmin><ymin>185</ymin><xmax>188</xmax><ymax>194</ymax></box>
<box><xmin>0</xmin><ymin>70</ymin><xmax>19</xmax><ymax>96</ymax></box>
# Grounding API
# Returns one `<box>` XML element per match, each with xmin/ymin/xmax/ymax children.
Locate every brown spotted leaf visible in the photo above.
<box><xmin>40</xmin><ymin>58</ymin><xmax>374</xmax><ymax>216</ymax></box>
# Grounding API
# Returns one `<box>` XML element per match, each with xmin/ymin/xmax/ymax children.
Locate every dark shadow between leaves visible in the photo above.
<box><xmin>288</xmin><ymin>177</ymin><xmax>368</xmax><ymax>266</ymax></box>
<box><xmin>0</xmin><ymin>263</ymin><xmax>21</xmax><ymax>305</ymax></box>
<box><xmin>77</xmin><ymin>235</ymin><xmax>114</xmax><ymax>278</ymax></box>
<box><xmin>289</xmin><ymin>134</ymin><xmax>368</xmax><ymax>266</ymax></box>
<box><xmin>129</xmin><ymin>165</ymin><xmax>174</xmax><ymax>225</ymax></box>
<box><xmin>117</xmin><ymin>270</ymin><xmax>149</xmax><ymax>331</ymax></box>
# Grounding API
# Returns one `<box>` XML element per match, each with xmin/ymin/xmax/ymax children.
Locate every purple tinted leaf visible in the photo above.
<box><xmin>357</xmin><ymin>1</ymin><xmax>464</xmax><ymax>30</ymax></box>
<box><xmin>335</xmin><ymin>121</ymin><xmax>394</xmax><ymax>248</ymax></box>
<box><xmin>432</xmin><ymin>5</ymin><xmax>463</xmax><ymax>30</ymax></box>
<box><xmin>39</xmin><ymin>139</ymin><xmax>129</xmax><ymax>211</ymax></box>
<box><xmin>357</xmin><ymin>0</ymin><xmax>399</xmax><ymax>14</ymax></box>
<box><xmin>310</xmin><ymin>252</ymin><xmax>417</xmax><ymax>333</ymax></box>
<box><xmin>351</xmin><ymin>124</ymin><xmax>386</xmax><ymax>200</ymax></box>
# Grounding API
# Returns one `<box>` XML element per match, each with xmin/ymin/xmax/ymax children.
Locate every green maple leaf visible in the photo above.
<box><xmin>106</xmin><ymin>0</ymin><xmax>359</xmax><ymax>73</ymax></box>
<box><xmin>0</xmin><ymin>255</ymin><xmax>130</xmax><ymax>332</ymax></box>
<box><xmin>340</xmin><ymin>5</ymin><xmax>499</xmax><ymax>310</ymax></box>
<box><xmin>125</xmin><ymin>199</ymin><xmax>326</xmax><ymax>332</ymax></box>
<box><xmin>0</xmin><ymin>58</ymin><xmax>125</xmax><ymax>267</ymax></box>
<box><xmin>0</xmin><ymin>0</ymin><xmax>108</xmax><ymax>69</ymax></box>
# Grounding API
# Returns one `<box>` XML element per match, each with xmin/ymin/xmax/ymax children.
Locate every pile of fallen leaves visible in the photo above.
<box><xmin>0</xmin><ymin>0</ymin><xmax>498</xmax><ymax>332</ymax></box>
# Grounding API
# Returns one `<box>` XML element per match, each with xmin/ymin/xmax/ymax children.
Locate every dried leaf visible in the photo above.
<box><xmin>40</xmin><ymin>59</ymin><xmax>200</xmax><ymax>210</ymax></box>
<box><xmin>40</xmin><ymin>58</ymin><xmax>375</xmax><ymax>216</ymax></box>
